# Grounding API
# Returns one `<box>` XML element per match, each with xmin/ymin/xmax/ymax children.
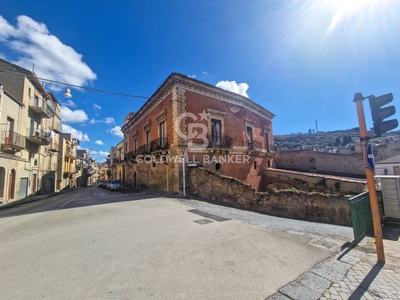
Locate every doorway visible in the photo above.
<box><xmin>8</xmin><ymin>169</ymin><xmax>15</xmax><ymax>200</ymax></box>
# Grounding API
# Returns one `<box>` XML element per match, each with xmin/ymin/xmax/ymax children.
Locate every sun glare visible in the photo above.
<box><xmin>333</xmin><ymin>0</ymin><xmax>378</xmax><ymax>13</ymax></box>
<box><xmin>327</xmin><ymin>0</ymin><xmax>379</xmax><ymax>32</ymax></box>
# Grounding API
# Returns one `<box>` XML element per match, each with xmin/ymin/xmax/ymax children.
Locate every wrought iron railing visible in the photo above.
<box><xmin>2</xmin><ymin>130</ymin><xmax>25</xmax><ymax>148</ymax></box>
<box><xmin>207</xmin><ymin>135</ymin><xmax>232</xmax><ymax>148</ymax></box>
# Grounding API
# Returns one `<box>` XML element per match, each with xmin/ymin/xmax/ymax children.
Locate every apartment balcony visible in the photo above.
<box><xmin>112</xmin><ymin>157</ymin><xmax>123</xmax><ymax>165</ymax></box>
<box><xmin>63</xmin><ymin>166</ymin><xmax>76</xmax><ymax>175</ymax></box>
<box><xmin>1</xmin><ymin>131</ymin><xmax>25</xmax><ymax>153</ymax></box>
<box><xmin>29</xmin><ymin>98</ymin><xmax>51</xmax><ymax>119</ymax></box>
<box><xmin>48</xmin><ymin>141</ymin><xmax>59</xmax><ymax>152</ymax></box>
<box><xmin>52</xmin><ymin>118</ymin><xmax>61</xmax><ymax>133</ymax></box>
<box><xmin>76</xmin><ymin>161</ymin><xmax>87</xmax><ymax>169</ymax></box>
<box><xmin>207</xmin><ymin>135</ymin><xmax>232</xmax><ymax>149</ymax></box>
<box><xmin>151</xmin><ymin>137</ymin><xmax>169</xmax><ymax>151</ymax></box>
<box><xmin>26</xmin><ymin>128</ymin><xmax>51</xmax><ymax>145</ymax></box>
<box><xmin>65</xmin><ymin>146</ymin><xmax>77</xmax><ymax>159</ymax></box>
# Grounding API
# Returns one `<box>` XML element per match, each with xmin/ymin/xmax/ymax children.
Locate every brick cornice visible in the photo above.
<box><xmin>121</xmin><ymin>73</ymin><xmax>275</xmax><ymax>132</ymax></box>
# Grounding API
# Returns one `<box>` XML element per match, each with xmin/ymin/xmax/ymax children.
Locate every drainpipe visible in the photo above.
<box><xmin>0</xmin><ymin>84</ymin><xmax>3</xmax><ymax>122</ymax></box>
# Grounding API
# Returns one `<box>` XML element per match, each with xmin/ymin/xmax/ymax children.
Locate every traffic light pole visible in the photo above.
<box><xmin>354</xmin><ymin>93</ymin><xmax>385</xmax><ymax>264</ymax></box>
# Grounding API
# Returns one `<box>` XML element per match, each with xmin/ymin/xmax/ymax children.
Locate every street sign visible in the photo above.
<box><xmin>367</xmin><ymin>143</ymin><xmax>375</xmax><ymax>172</ymax></box>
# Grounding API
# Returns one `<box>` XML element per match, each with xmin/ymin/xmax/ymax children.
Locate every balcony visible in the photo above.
<box><xmin>112</xmin><ymin>157</ymin><xmax>123</xmax><ymax>165</ymax></box>
<box><xmin>207</xmin><ymin>135</ymin><xmax>232</xmax><ymax>149</ymax></box>
<box><xmin>29</xmin><ymin>98</ymin><xmax>51</xmax><ymax>119</ymax></box>
<box><xmin>1</xmin><ymin>131</ymin><xmax>25</xmax><ymax>153</ymax></box>
<box><xmin>52</xmin><ymin>118</ymin><xmax>61</xmax><ymax>133</ymax></box>
<box><xmin>65</xmin><ymin>146</ymin><xmax>76</xmax><ymax>159</ymax></box>
<box><xmin>151</xmin><ymin>137</ymin><xmax>169</xmax><ymax>151</ymax></box>
<box><xmin>48</xmin><ymin>141</ymin><xmax>59</xmax><ymax>152</ymax></box>
<box><xmin>26</xmin><ymin>128</ymin><xmax>51</xmax><ymax>145</ymax></box>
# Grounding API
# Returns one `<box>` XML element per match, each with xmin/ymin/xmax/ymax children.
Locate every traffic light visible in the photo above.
<box><xmin>369</xmin><ymin>92</ymin><xmax>398</xmax><ymax>137</ymax></box>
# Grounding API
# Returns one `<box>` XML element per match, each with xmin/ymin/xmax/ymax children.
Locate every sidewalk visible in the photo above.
<box><xmin>178</xmin><ymin>198</ymin><xmax>400</xmax><ymax>300</ymax></box>
<box><xmin>0</xmin><ymin>187</ymin><xmax>81</xmax><ymax>209</ymax></box>
<box><xmin>267</xmin><ymin>225</ymin><xmax>400</xmax><ymax>300</ymax></box>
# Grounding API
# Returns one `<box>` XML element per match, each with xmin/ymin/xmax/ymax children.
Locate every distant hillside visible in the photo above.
<box><xmin>274</xmin><ymin>129</ymin><xmax>400</xmax><ymax>151</ymax></box>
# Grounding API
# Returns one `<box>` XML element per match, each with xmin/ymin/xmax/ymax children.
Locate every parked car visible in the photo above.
<box><xmin>98</xmin><ymin>180</ymin><xmax>106</xmax><ymax>187</ymax></box>
<box><xmin>103</xmin><ymin>180</ymin><xmax>112</xmax><ymax>189</ymax></box>
<box><xmin>109</xmin><ymin>180</ymin><xmax>122</xmax><ymax>191</ymax></box>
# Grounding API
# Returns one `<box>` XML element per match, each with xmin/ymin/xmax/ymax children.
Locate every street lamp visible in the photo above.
<box><xmin>63</xmin><ymin>88</ymin><xmax>72</xmax><ymax>98</ymax></box>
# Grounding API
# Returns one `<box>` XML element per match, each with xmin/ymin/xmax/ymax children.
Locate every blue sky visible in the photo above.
<box><xmin>1</xmin><ymin>0</ymin><xmax>400</xmax><ymax>161</ymax></box>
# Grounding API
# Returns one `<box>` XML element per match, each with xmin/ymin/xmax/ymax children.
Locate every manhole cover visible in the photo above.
<box><xmin>194</xmin><ymin>219</ymin><xmax>213</xmax><ymax>225</ymax></box>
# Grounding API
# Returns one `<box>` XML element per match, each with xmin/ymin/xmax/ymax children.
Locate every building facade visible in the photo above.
<box><xmin>110</xmin><ymin>140</ymin><xmax>126</xmax><ymax>182</ymax></box>
<box><xmin>57</xmin><ymin>134</ymin><xmax>79</xmax><ymax>190</ymax></box>
<box><xmin>121</xmin><ymin>73</ymin><xmax>275</xmax><ymax>193</ymax></box>
<box><xmin>0</xmin><ymin>59</ymin><xmax>62</xmax><ymax>203</ymax></box>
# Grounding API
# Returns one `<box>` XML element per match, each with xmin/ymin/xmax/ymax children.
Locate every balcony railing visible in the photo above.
<box><xmin>247</xmin><ymin>140</ymin><xmax>263</xmax><ymax>150</ymax></box>
<box><xmin>207</xmin><ymin>135</ymin><xmax>232</xmax><ymax>149</ymax></box>
<box><xmin>1</xmin><ymin>130</ymin><xmax>25</xmax><ymax>153</ymax></box>
<box><xmin>48</xmin><ymin>141</ymin><xmax>59</xmax><ymax>152</ymax></box>
<box><xmin>152</xmin><ymin>137</ymin><xmax>169</xmax><ymax>151</ymax></box>
<box><xmin>29</xmin><ymin>98</ymin><xmax>51</xmax><ymax>118</ymax></box>
<box><xmin>65</xmin><ymin>146</ymin><xmax>76</xmax><ymax>159</ymax></box>
<box><xmin>26</xmin><ymin>128</ymin><xmax>51</xmax><ymax>145</ymax></box>
<box><xmin>112</xmin><ymin>158</ymin><xmax>121</xmax><ymax>164</ymax></box>
<box><xmin>52</xmin><ymin>118</ymin><xmax>61</xmax><ymax>133</ymax></box>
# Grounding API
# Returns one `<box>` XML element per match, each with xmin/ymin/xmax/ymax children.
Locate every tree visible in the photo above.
<box><xmin>335</xmin><ymin>137</ymin><xmax>341</xmax><ymax>147</ymax></box>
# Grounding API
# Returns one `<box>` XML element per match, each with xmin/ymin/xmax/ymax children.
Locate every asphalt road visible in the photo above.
<box><xmin>0</xmin><ymin>187</ymin><xmax>348</xmax><ymax>299</ymax></box>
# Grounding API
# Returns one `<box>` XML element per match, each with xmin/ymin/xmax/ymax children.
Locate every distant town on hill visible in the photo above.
<box><xmin>274</xmin><ymin>129</ymin><xmax>400</xmax><ymax>152</ymax></box>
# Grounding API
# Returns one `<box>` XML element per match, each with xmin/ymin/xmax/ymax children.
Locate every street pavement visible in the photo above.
<box><xmin>0</xmin><ymin>187</ymin><xmax>399</xmax><ymax>299</ymax></box>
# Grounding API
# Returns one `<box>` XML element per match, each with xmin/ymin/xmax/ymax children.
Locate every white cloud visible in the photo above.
<box><xmin>108</xmin><ymin>125</ymin><xmax>124</xmax><ymax>138</ymax></box>
<box><xmin>0</xmin><ymin>15</ymin><xmax>96</xmax><ymax>87</ymax></box>
<box><xmin>61</xmin><ymin>124</ymin><xmax>90</xmax><ymax>142</ymax></box>
<box><xmin>94</xmin><ymin>140</ymin><xmax>105</xmax><ymax>145</ymax></box>
<box><xmin>61</xmin><ymin>100</ymin><xmax>76</xmax><ymax>108</ymax></box>
<box><xmin>60</xmin><ymin>106</ymin><xmax>88</xmax><ymax>123</ymax></box>
<box><xmin>188</xmin><ymin>74</ymin><xmax>196</xmax><ymax>78</ymax></box>
<box><xmin>89</xmin><ymin>117</ymin><xmax>115</xmax><ymax>124</ymax></box>
<box><xmin>202</xmin><ymin>71</ymin><xmax>209</xmax><ymax>75</ymax></box>
<box><xmin>216</xmin><ymin>80</ymin><xmax>249</xmax><ymax>98</ymax></box>
<box><xmin>105</xmin><ymin>117</ymin><xmax>115</xmax><ymax>124</ymax></box>
<box><xmin>99</xmin><ymin>151</ymin><xmax>109</xmax><ymax>157</ymax></box>
<box><xmin>93</xmin><ymin>103</ymin><xmax>101</xmax><ymax>110</ymax></box>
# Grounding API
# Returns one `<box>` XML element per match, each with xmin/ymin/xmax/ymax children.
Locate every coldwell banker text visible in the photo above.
<box><xmin>134</xmin><ymin>154</ymin><xmax>250</xmax><ymax>164</ymax></box>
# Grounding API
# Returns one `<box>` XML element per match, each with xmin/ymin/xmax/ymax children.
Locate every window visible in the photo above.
<box><xmin>247</xmin><ymin>126</ymin><xmax>253</xmax><ymax>149</ymax></box>
<box><xmin>145</xmin><ymin>129</ymin><xmax>151</xmax><ymax>152</ymax></box>
<box><xmin>211</xmin><ymin>119</ymin><xmax>221</xmax><ymax>146</ymax></box>
<box><xmin>134</xmin><ymin>137</ymin><xmax>138</xmax><ymax>155</ymax></box>
<box><xmin>5</xmin><ymin>117</ymin><xmax>14</xmax><ymax>145</ymax></box>
<box><xmin>265</xmin><ymin>132</ymin><xmax>270</xmax><ymax>152</ymax></box>
<box><xmin>34</xmin><ymin>95</ymin><xmax>39</xmax><ymax>107</ymax></box>
<box><xmin>159</xmin><ymin>121</ymin><xmax>166</xmax><ymax>148</ymax></box>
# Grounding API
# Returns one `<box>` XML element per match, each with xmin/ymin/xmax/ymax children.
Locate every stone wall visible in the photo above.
<box><xmin>188</xmin><ymin>168</ymin><xmax>352</xmax><ymax>226</ymax></box>
<box><xmin>262</xmin><ymin>168</ymin><xmax>366</xmax><ymax>195</ymax></box>
<box><xmin>274</xmin><ymin>149</ymin><xmax>365</xmax><ymax>177</ymax></box>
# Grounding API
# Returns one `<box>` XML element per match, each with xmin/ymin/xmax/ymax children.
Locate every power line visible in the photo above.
<box><xmin>0</xmin><ymin>68</ymin><xmax>149</xmax><ymax>101</ymax></box>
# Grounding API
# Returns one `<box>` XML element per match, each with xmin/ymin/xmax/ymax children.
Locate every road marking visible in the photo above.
<box><xmin>94</xmin><ymin>193</ymin><xmax>105</xmax><ymax>196</ymax></box>
<box><xmin>59</xmin><ymin>192</ymin><xmax>83</xmax><ymax>208</ymax></box>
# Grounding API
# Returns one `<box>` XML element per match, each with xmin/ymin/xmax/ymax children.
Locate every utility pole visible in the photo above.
<box><xmin>353</xmin><ymin>93</ymin><xmax>385</xmax><ymax>263</ymax></box>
